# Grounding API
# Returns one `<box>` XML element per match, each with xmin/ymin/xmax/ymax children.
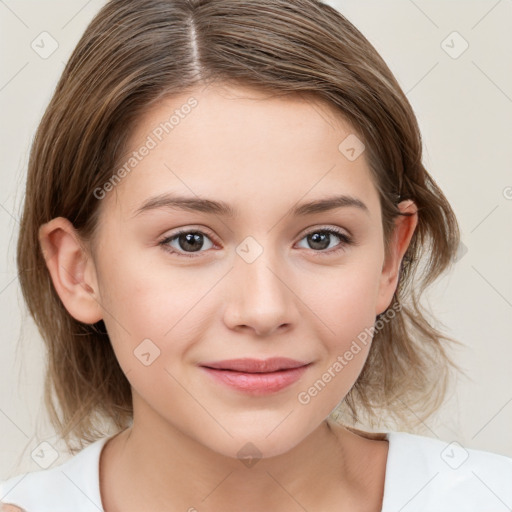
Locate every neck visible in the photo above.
<box><xmin>100</xmin><ymin>405</ymin><xmax>387</xmax><ymax>511</ymax></box>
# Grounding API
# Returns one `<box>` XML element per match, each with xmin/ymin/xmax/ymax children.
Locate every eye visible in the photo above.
<box><xmin>159</xmin><ymin>229</ymin><xmax>215</xmax><ymax>258</ymax></box>
<box><xmin>296</xmin><ymin>227</ymin><xmax>353</xmax><ymax>255</ymax></box>
<box><xmin>158</xmin><ymin>226</ymin><xmax>354</xmax><ymax>259</ymax></box>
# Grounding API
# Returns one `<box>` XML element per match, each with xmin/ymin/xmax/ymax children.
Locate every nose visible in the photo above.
<box><xmin>222</xmin><ymin>247</ymin><xmax>298</xmax><ymax>337</ymax></box>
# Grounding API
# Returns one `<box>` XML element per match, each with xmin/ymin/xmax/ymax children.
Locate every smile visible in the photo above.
<box><xmin>199</xmin><ymin>358</ymin><xmax>311</xmax><ymax>395</ymax></box>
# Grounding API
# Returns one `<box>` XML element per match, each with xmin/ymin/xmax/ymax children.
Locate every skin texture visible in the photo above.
<box><xmin>39</xmin><ymin>84</ymin><xmax>418</xmax><ymax>511</ymax></box>
<box><xmin>0</xmin><ymin>505</ymin><xmax>25</xmax><ymax>512</ymax></box>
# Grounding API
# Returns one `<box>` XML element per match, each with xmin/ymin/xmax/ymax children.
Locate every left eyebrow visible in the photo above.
<box><xmin>291</xmin><ymin>195</ymin><xmax>369</xmax><ymax>216</ymax></box>
<box><xmin>131</xmin><ymin>193</ymin><xmax>369</xmax><ymax>218</ymax></box>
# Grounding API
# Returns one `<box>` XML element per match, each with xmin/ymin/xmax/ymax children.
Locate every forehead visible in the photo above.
<box><xmin>105</xmin><ymin>83</ymin><xmax>380</xmax><ymax>220</ymax></box>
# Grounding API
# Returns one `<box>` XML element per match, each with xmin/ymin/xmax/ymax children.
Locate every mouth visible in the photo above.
<box><xmin>199</xmin><ymin>358</ymin><xmax>311</xmax><ymax>394</ymax></box>
<box><xmin>200</xmin><ymin>357</ymin><xmax>309</xmax><ymax>373</ymax></box>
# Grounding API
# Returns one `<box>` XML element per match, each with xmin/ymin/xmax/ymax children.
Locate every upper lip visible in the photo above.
<box><xmin>200</xmin><ymin>357</ymin><xmax>310</xmax><ymax>373</ymax></box>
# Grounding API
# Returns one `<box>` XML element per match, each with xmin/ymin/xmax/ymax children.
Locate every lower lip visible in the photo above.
<box><xmin>200</xmin><ymin>365</ymin><xmax>310</xmax><ymax>395</ymax></box>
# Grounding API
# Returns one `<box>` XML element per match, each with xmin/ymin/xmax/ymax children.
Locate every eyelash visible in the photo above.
<box><xmin>158</xmin><ymin>227</ymin><xmax>354</xmax><ymax>259</ymax></box>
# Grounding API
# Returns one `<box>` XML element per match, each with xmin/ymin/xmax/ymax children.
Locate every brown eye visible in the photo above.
<box><xmin>296</xmin><ymin>227</ymin><xmax>353</xmax><ymax>254</ymax></box>
<box><xmin>159</xmin><ymin>229</ymin><xmax>215</xmax><ymax>258</ymax></box>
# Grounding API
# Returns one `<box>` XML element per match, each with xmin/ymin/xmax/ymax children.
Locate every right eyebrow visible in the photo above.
<box><xmin>132</xmin><ymin>193</ymin><xmax>236</xmax><ymax>218</ymax></box>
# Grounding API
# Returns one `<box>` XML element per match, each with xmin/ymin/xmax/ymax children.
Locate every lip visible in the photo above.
<box><xmin>200</xmin><ymin>357</ymin><xmax>309</xmax><ymax>373</ymax></box>
<box><xmin>199</xmin><ymin>358</ymin><xmax>311</xmax><ymax>395</ymax></box>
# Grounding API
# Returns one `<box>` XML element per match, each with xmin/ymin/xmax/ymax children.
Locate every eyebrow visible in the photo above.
<box><xmin>132</xmin><ymin>192</ymin><xmax>369</xmax><ymax>218</ymax></box>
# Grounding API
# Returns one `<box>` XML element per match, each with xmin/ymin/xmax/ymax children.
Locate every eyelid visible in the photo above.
<box><xmin>158</xmin><ymin>224</ymin><xmax>354</xmax><ymax>258</ymax></box>
<box><xmin>159</xmin><ymin>225</ymin><xmax>218</xmax><ymax>242</ymax></box>
<box><xmin>297</xmin><ymin>223</ymin><xmax>351</xmax><ymax>240</ymax></box>
<box><xmin>295</xmin><ymin>225</ymin><xmax>354</xmax><ymax>254</ymax></box>
<box><xmin>156</xmin><ymin>224</ymin><xmax>215</xmax><ymax>259</ymax></box>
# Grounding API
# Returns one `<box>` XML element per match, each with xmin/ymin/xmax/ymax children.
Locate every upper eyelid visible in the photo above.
<box><xmin>161</xmin><ymin>226</ymin><xmax>219</xmax><ymax>244</ymax></box>
<box><xmin>297</xmin><ymin>224</ymin><xmax>351</xmax><ymax>238</ymax></box>
<box><xmin>160</xmin><ymin>225</ymin><xmax>351</xmax><ymax>247</ymax></box>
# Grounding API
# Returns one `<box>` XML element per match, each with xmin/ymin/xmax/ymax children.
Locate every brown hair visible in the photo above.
<box><xmin>16</xmin><ymin>0</ymin><xmax>461</xmax><ymax>452</ymax></box>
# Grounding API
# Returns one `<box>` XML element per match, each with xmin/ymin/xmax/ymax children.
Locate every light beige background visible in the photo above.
<box><xmin>1</xmin><ymin>0</ymin><xmax>511</xmax><ymax>479</ymax></box>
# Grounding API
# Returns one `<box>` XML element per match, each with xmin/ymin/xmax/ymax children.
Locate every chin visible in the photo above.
<box><xmin>197</xmin><ymin>422</ymin><xmax>309</xmax><ymax>462</ymax></box>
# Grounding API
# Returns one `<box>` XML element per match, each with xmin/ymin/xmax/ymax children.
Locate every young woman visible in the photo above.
<box><xmin>1</xmin><ymin>1</ymin><xmax>511</xmax><ymax>511</ymax></box>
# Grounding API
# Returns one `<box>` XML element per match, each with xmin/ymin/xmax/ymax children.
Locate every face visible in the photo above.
<box><xmin>47</xmin><ymin>83</ymin><xmax>415</xmax><ymax>459</ymax></box>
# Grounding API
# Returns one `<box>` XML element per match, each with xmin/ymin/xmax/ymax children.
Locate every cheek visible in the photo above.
<box><xmin>91</xmin><ymin>233</ymin><xmax>385</xmax><ymax>455</ymax></box>
<box><xmin>303</xmin><ymin>257</ymin><xmax>383</xmax><ymax>341</ymax></box>
<box><xmin>95</xmin><ymin>240</ymin><xmax>226</xmax><ymax>380</ymax></box>
<box><xmin>294</xmin><ymin>259</ymin><xmax>383</xmax><ymax>403</ymax></box>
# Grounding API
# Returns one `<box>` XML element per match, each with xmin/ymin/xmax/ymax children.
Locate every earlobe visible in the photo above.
<box><xmin>38</xmin><ymin>217</ymin><xmax>103</xmax><ymax>324</ymax></box>
<box><xmin>376</xmin><ymin>200</ymin><xmax>418</xmax><ymax>315</ymax></box>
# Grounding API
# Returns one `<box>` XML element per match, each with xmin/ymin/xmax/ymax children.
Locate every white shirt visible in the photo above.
<box><xmin>1</xmin><ymin>431</ymin><xmax>511</xmax><ymax>511</ymax></box>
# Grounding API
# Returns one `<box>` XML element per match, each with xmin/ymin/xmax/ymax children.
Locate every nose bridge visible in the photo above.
<box><xmin>224</xmin><ymin>236</ymin><xmax>296</xmax><ymax>335</ymax></box>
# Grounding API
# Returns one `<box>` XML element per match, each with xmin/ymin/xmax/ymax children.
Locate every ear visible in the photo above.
<box><xmin>376</xmin><ymin>200</ymin><xmax>418</xmax><ymax>315</ymax></box>
<box><xmin>38</xmin><ymin>217</ymin><xmax>103</xmax><ymax>324</ymax></box>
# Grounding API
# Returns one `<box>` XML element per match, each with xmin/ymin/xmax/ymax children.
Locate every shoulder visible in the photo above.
<box><xmin>0</xmin><ymin>436</ymin><xmax>109</xmax><ymax>512</ymax></box>
<box><xmin>382</xmin><ymin>431</ymin><xmax>512</xmax><ymax>512</ymax></box>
